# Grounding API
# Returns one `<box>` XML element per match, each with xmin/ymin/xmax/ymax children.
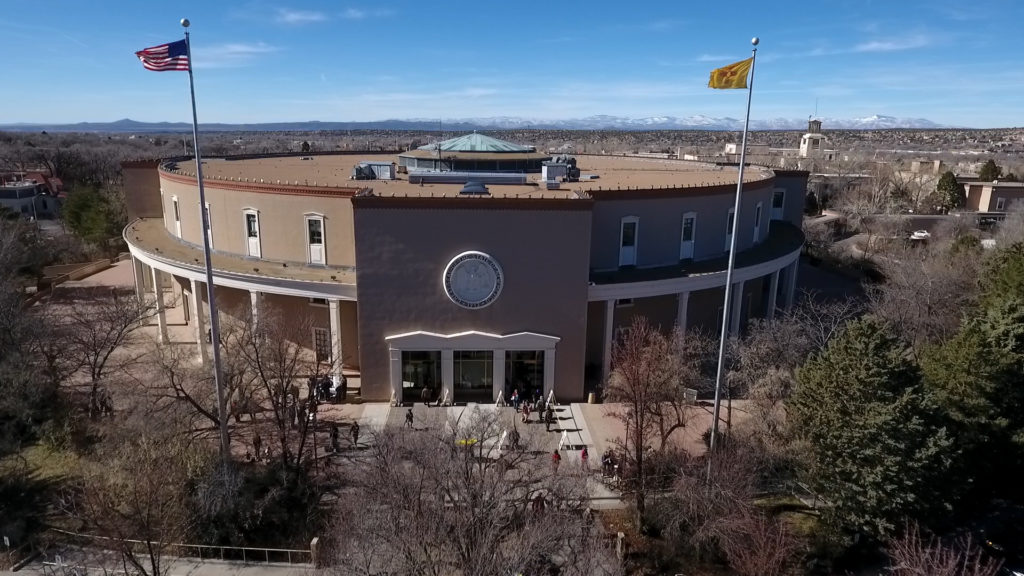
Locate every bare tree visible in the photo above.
<box><xmin>221</xmin><ymin>304</ymin><xmax>324</xmax><ymax>481</ymax></box>
<box><xmin>867</xmin><ymin>242</ymin><xmax>981</xmax><ymax>350</ymax></box>
<box><xmin>331</xmin><ymin>408</ymin><xmax>619</xmax><ymax>576</ymax></box>
<box><xmin>888</xmin><ymin>523</ymin><xmax>1002</xmax><ymax>576</ymax></box>
<box><xmin>720</xmin><ymin>510</ymin><xmax>803</xmax><ymax>576</ymax></box>
<box><xmin>604</xmin><ymin>318</ymin><xmax>712</xmax><ymax>526</ymax></box>
<box><xmin>63</xmin><ymin>409</ymin><xmax>213</xmax><ymax>576</ymax></box>
<box><xmin>58</xmin><ymin>287</ymin><xmax>157</xmax><ymax>416</ymax></box>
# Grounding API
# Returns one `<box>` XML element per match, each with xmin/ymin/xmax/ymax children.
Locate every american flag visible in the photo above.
<box><xmin>135</xmin><ymin>39</ymin><xmax>190</xmax><ymax>71</ymax></box>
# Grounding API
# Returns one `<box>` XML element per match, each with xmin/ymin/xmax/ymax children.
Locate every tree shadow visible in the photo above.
<box><xmin>0</xmin><ymin>464</ymin><xmax>63</xmax><ymax>551</ymax></box>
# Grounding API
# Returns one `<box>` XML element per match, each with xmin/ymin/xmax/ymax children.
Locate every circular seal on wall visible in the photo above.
<box><xmin>443</xmin><ymin>251</ymin><xmax>504</xmax><ymax>309</ymax></box>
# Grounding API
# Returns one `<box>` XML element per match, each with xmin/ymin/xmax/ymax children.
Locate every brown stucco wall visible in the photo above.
<box><xmin>123</xmin><ymin>162</ymin><xmax>163</xmax><ymax>222</ymax></box>
<box><xmin>589</xmin><ymin>183</ymin><xmax>775</xmax><ymax>270</ymax></box>
<box><xmin>158</xmin><ymin>173</ymin><xmax>357</xmax><ymax>267</ymax></box>
<box><xmin>352</xmin><ymin>203</ymin><xmax>593</xmax><ymax>401</ymax></box>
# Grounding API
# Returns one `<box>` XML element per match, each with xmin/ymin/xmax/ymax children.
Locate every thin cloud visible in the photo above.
<box><xmin>276</xmin><ymin>8</ymin><xmax>327</xmax><ymax>24</ymax></box>
<box><xmin>192</xmin><ymin>43</ymin><xmax>279</xmax><ymax>69</ymax></box>
<box><xmin>854</xmin><ymin>34</ymin><xmax>930</xmax><ymax>53</ymax></box>
<box><xmin>695</xmin><ymin>54</ymin><xmax>736</xmax><ymax>62</ymax></box>
<box><xmin>340</xmin><ymin>7</ymin><xmax>396</xmax><ymax>19</ymax></box>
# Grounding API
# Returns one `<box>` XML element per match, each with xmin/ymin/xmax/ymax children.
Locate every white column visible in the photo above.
<box><xmin>676</xmin><ymin>291</ymin><xmax>690</xmax><ymax>334</ymax></box>
<box><xmin>328</xmin><ymin>299</ymin><xmax>343</xmax><ymax>387</ymax></box>
<box><xmin>729</xmin><ymin>280</ymin><xmax>745</xmax><ymax>336</ymax></box>
<box><xmin>249</xmin><ymin>290</ymin><xmax>260</xmax><ymax>330</ymax></box>
<box><xmin>389</xmin><ymin>347</ymin><xmax>402</xmax><ymax>404</ymax></box>
<box><xmin>492</xmin><ymin>349</ymin><xmax>505</xmax><ymax>403</ymax></box>
<box><xmin>543</xmin><ymin>348</ymin><xmax>556</xmax><ymax>400</ymax></box>
<box><xmin>785</xmin><ymin>260</ymin><xmax>799</xmax><ymax>310</ymax></box>
<box><xmin>601</xmin><ymin>299</ymin><xmax>615</xmax><ymax>384</ymax></box>
<box><xmin>190</xmin><ymin>278</ymin><xmax>209</xmax><ymax>364</ymax></box>
<box><xmin>767</xmin><ymin>269</ymin><xmax>780</xmax><ymax>320</ymax></box>
<box><xmin>132</xmin><ymin>257</ymin><xmax>146</xmax><ymax>303</ymax></box>
<box><xmin>151</xmin><ymin>267</ymin><xmax>168</xmax><ymax>344</ymax></box>
<box><xmin>441</xmin><ymin>349</ymin><xmax>454</xmax><ymax>405</ymax></box>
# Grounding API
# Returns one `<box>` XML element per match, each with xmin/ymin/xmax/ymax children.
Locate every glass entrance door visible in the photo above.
<box><xmin>505</xmin><ymin>350</ymin><xmax>544</xmax><ymax>403</ymax></box>
<box><xmin>453</xmin><ymin>350</ymin><xmax>493</xmax><ymax>403</ymax></box>
<box><xmin>401</xmin><ymin>351</ymin><xmax>441</xmax><ymax>404</ymax></box>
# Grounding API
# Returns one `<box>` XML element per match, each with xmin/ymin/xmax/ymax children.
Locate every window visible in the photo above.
<box><xmin>305</xmin><ymin>214</ymin><xmax>326</xmax><ymax>265</ymax></box>
<box><xmin>680</xmin><ymin>212</ymin><xmax>696</xmax><ymax>260</ymax></box>
<box><xmin>243</xmin><ymin>209</ymin><xmax>261</xmax><ymax>258</ymax></box>
<box><xmin>309</xmin><ymin>298</ymin><xmax>328</xmax><ymax>307</ymax></box>
<box><xmin>619</xmin><ymin>216</ymin><xmax>639</xmax><ymax>267</ymax></box>
<box><xmin>753</xmin><ymin>202</ymin><xmax>763</xmax><ymax>242</ymax></box>
<box><xmin>996</xmin><ymin>197</ymin><xmax>1007</xmax><ymax>211</ymax></box>
<box><xmin>204</xmin><ymin>203</ymin><xmax>213</xmax><ymax>249</ymax></box>
<box><xmin>724</xmin><ymin>208</ymin><xmax>735</xmax><ymax>252</ymax></box>
<box><xmin>171</xmin><ymin>196</ymin><xmax>181</xmax><ymax>237</ymax></box>
<box><xmin>616</xmin><ymin>298</ymin><xmax>634</xmax><ymax>308</ymax></box>
<box><xmin>308</xmin><ymin>218</ymin><xmax>323</xmax><ymax>244</ymax></box>
<box><xmin>313</xmin><ymin>327</ymin><xmax>331</xmax><ymax>363</ymax></box>
<box><xmin>771</xmin><ymin>189</ymin><xmax>785</xmax><ymax>220</ymax></box>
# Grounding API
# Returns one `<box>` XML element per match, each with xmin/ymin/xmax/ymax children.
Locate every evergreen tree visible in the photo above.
<box><xmin>979</xmin><ymin>242</ymin><xmax>1024</xmax><ymax>310</ymax></box>
<box><xmin>792</xmin><ymin>318</ymin><xmax>956</xmax><ymax>541</ymax></box>
<box><xmin>921</xmin><ymin>298</ymin><xmax>1024</xmax><ymax>503</ymax></box>
<box><xmin>935</xmin><ymin>171</ymin><xmax>965</xmax><ymax>211</ymax></box>
<box><xmin>978</xmin><ymin>159</ymin><xmax>1002</xmax><ymax>182</ymax></box>
<box><xmin>61</xmin><ymin>187</ymin><xmax>121</xmax><ymax>242</ymax></box>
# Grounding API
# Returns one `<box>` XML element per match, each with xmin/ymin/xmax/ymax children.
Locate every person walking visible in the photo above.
<box><xmin>420</xmin><ymin>386</ymin><xmax>431</xmax><ymax>406</ymax></box>
<box><xmin>551</xmin><ymin>449</ymin><xmax>561</xmax><ymax>474</ymax></box>
<box><xmin>581</xmin><ymin>446</ymin><xmax>589</xmax><ymax>471</ymax></box>
<box><xmin>511</xmin><ymin>389</ymin><xmax>519</xmax><ymax>411</ymax></box>
<box><xmin>330</xmin><ymin>424</ymin><xmax>340</xmax><ymax>452</ymax></box>
<box><xmin>405</xmin><ymin>408</ymin><xmax>414</xmax><ymax>429</ymax></box>
<box><xmin>351</xmin><ymin>421</ymin><xmax>360</xmax><ymax>447</ymax></box>
<box><xmin>252</xmin><ymin>432</ymin><xmax>263</xmax><ymax>461</ymax></box>
<box><xmin>545</xmin><ymin>405</ymin><xmax>555</xmax><ymax>432</ymax></box>
<box><xmin>522</xmin><ymin>403</ymin><xmax>531</xmax><ymax>423</ymax></box>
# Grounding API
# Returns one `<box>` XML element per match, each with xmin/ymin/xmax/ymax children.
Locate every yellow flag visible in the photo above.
<box><xmin>708</xmin><ymin>57</ymin><xmax>753</xmax><ymax>89</ymax></box>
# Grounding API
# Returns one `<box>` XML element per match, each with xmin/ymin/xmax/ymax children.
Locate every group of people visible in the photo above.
<box><xmin>329</xmin><ymin>421</ymin><xmax>360</xmax><ymax>451</ymax></box>
<box><xmin>511</xmin><ymin>389</ymin><xmax>557</xmax><ymax>431</ymax></box>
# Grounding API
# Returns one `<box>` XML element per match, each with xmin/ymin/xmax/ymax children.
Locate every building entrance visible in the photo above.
<box><xmin>505</xmin><ymin>350</ymin><xmax>544</xmax><ymax>403</ymax></box>
<box><xmin>401</xmin><ymin>351</ymin><xmax>441</xmax><ymax>404</ymax></box>
<box><xmin>453</xmin><ymin>350</ymin><xmax>493</xmax><ymax>403</ymax></box>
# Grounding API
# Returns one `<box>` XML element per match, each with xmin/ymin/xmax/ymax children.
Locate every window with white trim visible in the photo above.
<box><xmin>313</xmin><ymin>327</ymin><xmax>331</xmax><ymax>363</ymax></box>
<box><xmin>619</xmin><ymin>216</ymin><xmax>639</xmax><ymax>267</ymax></box>
<box><xmin>616</xmin><ymin>298</ymin><xmax>634</xmax><ymax>308</ymax></box>
<box><xmin>996</xmin><ymin>197</ymin><xmax>1007</xmax><ymax>211</ymax></box>
<box><xmin>305</xmin><ymin>214</ymin><xmax>326</xmax><ymax>265</ymax></box>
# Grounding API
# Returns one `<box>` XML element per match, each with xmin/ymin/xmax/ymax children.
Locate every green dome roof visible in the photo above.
<box><xmin>417</xmin><ymin>133</ymin><xmax>535</xmax><ymax>153</ymax></box>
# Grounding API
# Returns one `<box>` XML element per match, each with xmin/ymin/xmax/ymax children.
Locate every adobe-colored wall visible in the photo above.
<box><xmin>589</xmin><ymin>183</ymin><xmax>774</xmax><ymax>270</ymax></box>
<box><xmin>123</xmin><ymin>162</ymin><xmax>162</xmax><ymax>221</ymax></box>
<box><xmin>159</xmin><ymin>173</ymin><xmax>357</xmax><ymax>267</ymax></box>
<box><xmin>352</xmin><ymin>202</ymin><xmax>593</xmax><ymax>401</ymax></box>
<box><xmin>772</xmin><ymin>171</ymin><xmax>810</xmax><ymax>227</ymax></box>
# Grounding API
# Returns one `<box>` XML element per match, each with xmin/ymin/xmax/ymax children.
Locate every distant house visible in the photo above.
<box><xmin>959</xmin><ymin>177</ymin><xmax>1024</xmax><ymax>212</ymax></box>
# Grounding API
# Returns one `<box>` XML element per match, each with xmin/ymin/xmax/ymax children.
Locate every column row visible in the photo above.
<box><xmin>598</xmin><ymin>258</ymin><xmax>800</xmax><ymax>384</ymax></box>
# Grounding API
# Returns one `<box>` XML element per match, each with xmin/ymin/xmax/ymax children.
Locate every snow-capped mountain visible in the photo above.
<box><xmin>449</xmin><ymin>114</ymin><xmax>945</xmax><ymax>131</ymax></box>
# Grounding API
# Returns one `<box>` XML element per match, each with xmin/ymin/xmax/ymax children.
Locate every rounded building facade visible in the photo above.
<box><xmin>124</xmin><ymin>138</ymin><xmax>806</xmax><ymax>404</ymax></box>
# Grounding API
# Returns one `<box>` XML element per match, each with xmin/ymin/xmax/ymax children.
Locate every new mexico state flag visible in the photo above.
<box><xmin>708</xmin><ymin>57</ymin><xmax>753</xmax><ymax>89</ymax></box>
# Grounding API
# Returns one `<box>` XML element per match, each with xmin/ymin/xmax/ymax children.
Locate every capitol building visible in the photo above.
<box><xmin>123</xmin><ymin>133</ymin><xmax>806</xmax><ymax>403</ymax></box>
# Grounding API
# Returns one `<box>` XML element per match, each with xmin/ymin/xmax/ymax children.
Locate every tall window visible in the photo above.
<box><xmin>724</xmin><ymin>208</ymin><xmax>735</xmax><ymax>252</ymax></box>
<box><xmin>305</xmin><ymin>214</ymin><xmax>326</xmax><ymax>265</ymax></box>
<box><xmin>243</xmin><ymin>209</ymin><xmax>261</xmax><ymax>258</ymax></box>
<box><xmin>619</xmin><ymin>216</ymin><xmax>639</xmax><ymax>267</ymax></box>
<box><xmin>313</xmin><ymin>327</ymin><xmax>331</xmax><ymax>363</ymax></box>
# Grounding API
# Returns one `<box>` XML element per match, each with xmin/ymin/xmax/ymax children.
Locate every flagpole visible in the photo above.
<box><xmin>182</xmin><ymin>18</ymin><xmax>231</xmax><ymax>464</ymax></box>
<box><xmin>707</xmin><ymin>37</ymin><xmax>759</xmax><ymax>484</ymax></box>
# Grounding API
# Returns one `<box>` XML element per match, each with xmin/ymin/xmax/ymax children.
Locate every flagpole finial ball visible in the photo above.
<box><xmin>181</xmin><ymin>18</ymin><xmax>190</xmax><ymax>28</ymax></box>
<box><xmin>751</xmin><ymin>37</ymin><xmax>759</xmax><ymax>46</ymax></box>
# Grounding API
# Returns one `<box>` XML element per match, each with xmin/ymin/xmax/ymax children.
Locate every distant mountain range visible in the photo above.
<box><xmin>0</xmin><ymin>114</ymin><xmax>947</xmax><ymax>133</ymax></box>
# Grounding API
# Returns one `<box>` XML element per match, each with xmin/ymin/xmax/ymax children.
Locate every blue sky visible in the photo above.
<box><xmin>1</xmin><ymin>0</ymin><xmax>1021</xmax><ymax>127</ymax></box>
